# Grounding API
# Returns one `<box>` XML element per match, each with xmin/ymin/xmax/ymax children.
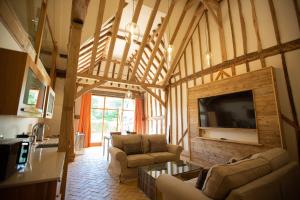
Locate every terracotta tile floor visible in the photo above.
<box><xmin>66</xmin><ymin>147</ymin><xmax>149</xmax><ymax>200</ymax></box>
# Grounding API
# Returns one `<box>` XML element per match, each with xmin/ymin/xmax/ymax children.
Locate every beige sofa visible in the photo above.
<box><xmin>108</xmin><ymin>134</ymin><xmax>183</xmax><ymax>182</ymax></box>
<box><xmin>157</xmin><ymin>148</ymin><xmax>300</xmax><ymax>200</ymax></box>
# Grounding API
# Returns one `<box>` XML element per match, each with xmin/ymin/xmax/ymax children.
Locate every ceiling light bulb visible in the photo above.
<box><xmin>125</xmin><ymin>90</ymin><xmax>133</xmax><ymax>99</ymax></box>
<box><xmin>125</xmin><ymin>22</ymin><xmax>140</xmax><ymax>44</ymax></box>
<box><xmin>206</xmin><ymin>51</ymin><xmax>211</xmax><ymax>66</ymax></box>
<box><xmin>166</xmin><ymin>44</ymin><xmax>173</xmax><ymax>67</ymax></box>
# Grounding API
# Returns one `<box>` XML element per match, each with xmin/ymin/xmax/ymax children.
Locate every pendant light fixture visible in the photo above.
<box><xmin>165</xmin><ymin>0</ymin><xmax>173</xmax><ymax>68</ymax></box>
<box><xmin>205</xmin><ymin>15</ymin><xmax>211</xmax><ymax>66</ymax></box>
<box><xmin>125</xmin><ymin>0</ymin><xmax>140</xmax><ymax>44</ymax></box>
<box><xmin>125</xmin><ymin>90</ymin><xmax>133</xmax><ymax>99</ymax></box>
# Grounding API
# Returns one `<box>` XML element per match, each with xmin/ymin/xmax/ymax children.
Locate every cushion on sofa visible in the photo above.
<box><xmin>147</xmin><ymin>152</ymin><xmax>176</xmax><ymax>163</ymax></box>
<box><xmin>142</xmin><ymin>134</ymin><xmax>167</xmax><ymax>153</ymax></box>
<box><xmin>149</xmin><ymin>139</ymin><xmax>168</xmax><ymax>153</ymax></box>
<box><xmin>123</xmin><ymin>142</ymin><xmax>142</xmax><ymax>155</ymax></box>
<box><xmin>112</xmin><ymin>135</ymin><xmax>142</xmax><ymax>150</ymax></box>
<box><xmin>202</xmin><ymin>158</ymin><xmax>272</xmax><ymax>200</ymax></box>
<box><xmin>251</xmin><ymin>148</ymin><xmax>290</xmax><ymax>171</ymax></box>
<box><xmin>127</xmin><ymin>154</ymin><xmax>154</xmax><ymax>168</ymax></box>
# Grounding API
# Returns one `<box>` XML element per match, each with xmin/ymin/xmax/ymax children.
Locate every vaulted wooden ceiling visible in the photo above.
<box><xmin>75</xmin><ymin>0</ymin><xmax>222</xmax><ymax>97</ymax></box>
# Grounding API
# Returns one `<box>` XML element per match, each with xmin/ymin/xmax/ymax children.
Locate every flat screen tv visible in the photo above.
<box><xmin>198</xmin><ymin>90</ymin><xmax>256</xmax><ymax>129</ymax></box>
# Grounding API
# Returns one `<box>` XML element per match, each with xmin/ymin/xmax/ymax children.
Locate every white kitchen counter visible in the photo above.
<box><xmin>0</xmin><ymin>144</ymin><xmax>65</xmax><ymax>188</ymax></box>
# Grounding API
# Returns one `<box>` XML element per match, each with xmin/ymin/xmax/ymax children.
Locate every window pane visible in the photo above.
<box><xmin>122</xmin><ymin>111</ymin><xmax>135</xmax><ymax>132</ymax></box>
<box><xmin>124</xmin><ymin>99</ymin><xmax>135</xmax><ymax>110</ymax></box>
<box><xmin>105</xmin><ymin>97</ymin><xmax>123</xmax><ymax>109</ymax></box>
<box><xmin>90</xmin><ymin>109</ymin><xmax>103</xmax><ymax>143</ymax></box>
<box><xmin>103</xmin><ymin>110</ymin><xmax>118</xmax><ymax>136</ymax></box>
<box><xmin>92</xmin><ymin>96</ymin><xmax>104</xmax><ymax>108</ymax></box>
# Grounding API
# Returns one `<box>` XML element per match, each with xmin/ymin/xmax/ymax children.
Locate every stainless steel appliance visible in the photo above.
<box><xmin>0</xmin><ymin>139</ymin><xmax>30</xmax><ymax>181</ymax></box>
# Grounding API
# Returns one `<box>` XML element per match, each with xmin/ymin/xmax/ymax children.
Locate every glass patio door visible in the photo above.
<box><xmin>90</xmin><ymin>95</ymin><xmax>135</xmax><ymax>145</ymax></box>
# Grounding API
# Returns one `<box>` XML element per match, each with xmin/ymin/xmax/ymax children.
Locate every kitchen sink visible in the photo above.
<box><xmin>36</xmin><ymin>143</ymin><xmax>58</xmax><ymax>148</ymax></box>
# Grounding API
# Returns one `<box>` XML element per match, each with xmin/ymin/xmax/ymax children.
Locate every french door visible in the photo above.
<box><xmin>90</xmin><ymin>96</ymin><xmax>135</xmax><ymax>145</ymax></box>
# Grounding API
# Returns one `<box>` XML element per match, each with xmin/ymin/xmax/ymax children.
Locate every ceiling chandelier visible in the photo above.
<box><xmin>125</xmin><ymin>0</ymin><xmax>140</xmax><ymax>44</ymax></box>
<box><xmin>165</xmin><ymin>0</ymin><xmax>173</xmax><ymax>68</ymax></box>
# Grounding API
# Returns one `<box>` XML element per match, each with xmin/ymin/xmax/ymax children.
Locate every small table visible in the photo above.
<box><xmin>138</xmin><ymin>160</ymin><xmax>202</xmax><ymax>200</ymax></box>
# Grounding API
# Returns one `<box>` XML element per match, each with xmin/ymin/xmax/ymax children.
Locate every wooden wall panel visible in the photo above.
<box><xmin>188</xmin><ymin>67</ymin><xmax>283</xmax><ymax>166</ymax></box>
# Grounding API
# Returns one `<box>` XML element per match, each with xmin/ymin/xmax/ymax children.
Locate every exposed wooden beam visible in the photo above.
<box><xmin>152</xmin><ymin>56</ymin><xmax>165</xmax><ymax>84</ymax></box>
<box><xmin>50</xmin><ymin>46</ymin><xmax>57</xmax><ymax>88</ymax></box>
<box><xmin>34</xmin><ymin>0</ymin><xmax>48</xmax><ymax>63</ymax></box>
<box><xmin>88</xmin><ymin>0</ymin><xmax>106</xmax><ymax>74</ymax></box>
<box><xmin>269</xmin><ymin>0</ymin><xmax>300</xmax><ymax>159</ymax></box>
<box><xmin>250</xmin><ymin>0</ymin><xmax>265</xmax><ymax>68</ymax></box>
<box><xmin>117</xmin><ymin>0</ymin><xmax>143</xmax><ymax>80</ymax></box>
<box><xmin>152</xmin><ymin>0</ymin><xmax>196</xmax><ymax>84</ymax></box>
<box><xmin>77</xmin><ymin>73</ymin><xmax>165</xmax><ymax>88</ymax></box>
<box><xmin>103</xmin><ymin>0</ymin><xmax>126</xmax><ymax>77</ymax></box>
<box><xmin>58</xmin><ymin>1</ymin><xmax>90</xmax><ymax>199</ymax></box>
<box><xmin>215</xmin><ymin>0</ymin><xmax>227</xmax><ymax>61</ymax></box>
<box><xmin>163</xmin><ymin>4</ymin><xmax>205</xmax><ymax>86</ymax></box>
<box><xmin>227</xmin><ymin>0</ymin><xmax>236</xmax><ymax>75</ymax></box>
<box><xmin>237</xmin><ymin>0</ymin><xmax>249</xmax><ymax>72</ymax></box>
<box><xmin>46</xmin><ymin>15</ymin><xmax>56</xmax><ymax>48</ymax></box>
<box><xmin>141</xmin><ymin>86</ymin><xmax>166</xmax><ymax>107</ymax></box>
<box><xmin>75</xmin><ymin>80</ymin><xmax>106</xmax><ymax>99</ymax></box>
<box><xmin>203</xmin><ymin>0</ymin><xmax>221</xmax><ymax>27</ymax></box>
<box><xmin>170</xmin><ymin>38</ymin><xmax>300</xmax><ymax>86</ymax></box>
<box><xmin>141</xmin><ymin>0</ymin><xmax>177</xmax><ymax>83</ymax></box>
<box><xmin>129</xmin><ymin>0</ymin><xmax>161</xmax><ymax>81</ymax></box>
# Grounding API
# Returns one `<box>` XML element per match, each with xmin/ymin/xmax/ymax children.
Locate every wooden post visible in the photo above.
<box><xmin>250</xmin><ymin>0</ymin><xmax>266</xmax><ymax>68</ymax></box>
<box><xmin>34</xmin><ymin>0</ymin><xmax>48</xmax><ymax>63</ymax></box>
<box><xmin>237</xmin><ymin>0</ymin><xmax>249</xmax><ymax>72</ymax></box>
<box><xmin>227</xmin><ymin>0</ymin><xmax>236</xmax><ymax>76</ymax></box>
<box><xmin>164</xmin><ymin>87</ymin><xmax>169</xmax><ymax>136</ymax></box>
<box><xmin>58</xmin><ymin>1</ymin><xmax>90</xmax><ymax>199</ymax></box>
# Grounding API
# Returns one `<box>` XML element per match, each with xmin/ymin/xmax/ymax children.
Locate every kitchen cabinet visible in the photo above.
<box><xmin>0</xmin><ymin>48</ymin><xmax>51</xmax><ymax>118</ymax></box>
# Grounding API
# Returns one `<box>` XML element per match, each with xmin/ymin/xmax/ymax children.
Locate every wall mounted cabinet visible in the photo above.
<box><xmin>0</xmin><ymin>48</ymin><xmax>51</xmax><ymax>118</ymax></box>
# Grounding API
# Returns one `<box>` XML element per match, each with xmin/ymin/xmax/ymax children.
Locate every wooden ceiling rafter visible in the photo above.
<box><xmin>129</xmin><ymin>0</ymin><xmax>162</xmax><ymax>81</ymax></box>
<box><xmin>117</xmin><ymin>0</ymin><xmax>143</xmax><ymax>80</ymax></box>
<box><xmin>103</xmin><ymin>0</ymin><xmax>127</xmax><ymax>78</ymax></box>
<box><xmin>88</xmin><ymin>0</ymin><xmax>106</xmax><ymax>74</ymax></box>
<box><xmin>202</xmin><ymin>0</ymin><xmax>222</xmax><ymax>27</ymax></box>
<box><xmin>127</xmin><ymin>21</ymin><xmax>166</xmax><ymax>83</ymax></box>
<box><xmin>141</xmin><ymin>0</ymin><xmax>177</xmax><ymax>83</ymax></box>
<box><xmin>152</xmin><ymin>56</ymin><xmax>165</xmax><ymax>84</ymax></box>
<box><xmin>163</xmin><ymin>3</ymin><xmax>205</xmax><ymax>86</ymax></box>
<box><xmin>152</xmin><ymin>0</ymin><xmax>195</xmax><ymax>85</ymax></box>
<box><xmin>141</xmin><ymin>85</ymin><xmax>166</xmax><ymax>107</ymax></box>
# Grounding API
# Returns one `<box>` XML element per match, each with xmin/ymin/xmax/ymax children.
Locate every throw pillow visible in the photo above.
<box><xmin>195</xmin><ymin>168</ymin><xmax>209</xmax><ymax>190</ymax></box>
<box><xmin>227</xmin><ymin>154</ymin><xmax>252</xmax><ymax>164</ymax></box>
<box><xmin>149</xmin><ymin>139</ymin><xmax>168</xmax><ymax>153</ymax></box>
<box><xmin>123</xmin><ymin>142</ymin><xmax>142</xmax><ymax>155</ymax></box>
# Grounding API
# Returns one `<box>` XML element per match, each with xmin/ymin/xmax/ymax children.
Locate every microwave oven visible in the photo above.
<box><xmin>0</xmin><ymin>139</ymin><xmax>30</xmax><ymax>181</ymax></box>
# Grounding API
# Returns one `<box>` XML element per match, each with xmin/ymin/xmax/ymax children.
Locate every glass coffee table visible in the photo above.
<box><xmin>138</xmin><ymin>160</ymin><xmax>203</xmax><ymax>200</ymax></box>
